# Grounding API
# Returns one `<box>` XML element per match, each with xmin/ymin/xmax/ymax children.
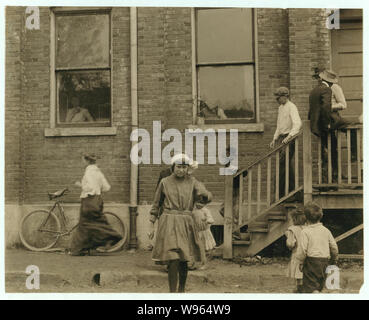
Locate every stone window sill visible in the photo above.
<box><xmin>187</xmin><ymin>123</ymin><xmax>264</xmax><ymax>132</ymax></box>
<box><xmin>44</xmin><ymin>127</ymin><xmax>117</xmax><ymax>137</ymax></box>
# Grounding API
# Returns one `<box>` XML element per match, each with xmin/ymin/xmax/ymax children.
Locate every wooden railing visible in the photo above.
<box><xmin>222</xmin><ymin>121</ymin><xmax>363</xmax><ymax>259</ymax></box>
<box><xmin>223</xmin><ymin>122</ymin><xmax>307</xmax><ymax>258</ymax></box>
<box><xmin>314</xmin><ymin>124</ymin><xmax>363</xmax><ymax>188</ymax></box>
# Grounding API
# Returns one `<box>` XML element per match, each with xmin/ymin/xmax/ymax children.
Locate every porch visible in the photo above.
<box><xmin>222</xmin><ymin>121</ymin><xmax>363</xmax><ymax>259</ymax></box>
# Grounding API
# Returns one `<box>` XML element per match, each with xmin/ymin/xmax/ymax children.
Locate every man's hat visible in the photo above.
<box><xmin>274</xmin><ymin>87</ymin><xmax>289</xmax><ymax>97</ymax></box>
<box><xmin>83</xmin><ymin>153</ymin><xmax>97</xmax><ymax>162</ymax></box>
<box><xmin>319</xmin><ymin>69</ymin><xmax>339</xmax><ymax>84</ymax></box>
<box><xmin>312</xmin><ymin>67</ymin><xmax>324</xmax><ymax>79</ymax></box>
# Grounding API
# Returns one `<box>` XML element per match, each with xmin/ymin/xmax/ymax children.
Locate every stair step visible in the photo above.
<box><xmin>248</xmin><ymin>227</ymin><xmax>269</xmax><ymax>233</ymax></box>
<box><xmin>238</xmin><ymin>233</ymin><xmax>251</xmax><ymax>241</ymax></box>
<box><xmin>268</xmin><ymin>215</ymin><xmax>287</xmax><ymax>221</ymax></box>
<box><xmin>249</xmin><ymin>222</ymin><xmax>268</xmax><ymax>230</ymax></box>
<box><xmin>268</xmin><ymin>210</ymin><xmax>286</xmax><ymax>216</ymax></box>
<box><xmin>313</xmin><ymin>190</ymin><xmax>363</xmax><ymax>196</ymax></box>
<box><xmin>268</xmin><ymin>210</ymin><xmax>283</xmax><ymax>215</ymax></box>
<box><xmin>283</xmin><ymin>203</ymin><xmax>300</xmax><ymax>208</ymax></box>
<box><xmin>233</xmin><ymin>240</ymin><xmax>251</xmax><ymax>246</ymax></box>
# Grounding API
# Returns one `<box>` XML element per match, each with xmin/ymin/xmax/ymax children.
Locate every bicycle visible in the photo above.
<box><xmin>19</xmin><ymin>188</ymin><xmax>128</xmax><ymax>252</ymax></box>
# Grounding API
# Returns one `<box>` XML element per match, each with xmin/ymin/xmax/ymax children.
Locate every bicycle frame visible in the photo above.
<box><xmin>24</xmin><ymin>196</ymin><xmax>126</xmax><ymax>252</ymax></box>
<box><xmin>38</xmin><ymin>200</ymin><xmax>79</xmax><ymax>237</ymax></box>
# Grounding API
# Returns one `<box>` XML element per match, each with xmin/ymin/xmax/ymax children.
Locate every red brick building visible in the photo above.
<box><xmin>5</xmin><ymin>7</ymin><xmax>363</xmax><ymax>249</ymax></box>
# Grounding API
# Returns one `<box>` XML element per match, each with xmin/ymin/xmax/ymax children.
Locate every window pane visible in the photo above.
<box><xmin>57</xmin><ymin>70</ymin><xmax>111</xmax><ymax>124</ymax></box>
<box><xmin>198</xmin><ymin>65</ymin><xmax>255</xmax><ymax>120</ymax></box>
<box><xmin>197</xmin><ymin>8</ymin><xmax>253</xmax><ymax>63</ymax></box>
<box><xmin>56</xmin><ymin>13</ymin><xmax>110</xmax><ymax>68</ymax></box>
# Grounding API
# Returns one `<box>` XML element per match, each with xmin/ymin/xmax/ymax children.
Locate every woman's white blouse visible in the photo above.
<box><xmin>80</xmin><ymin>165</ymin><xmax>111</xmax><ymax>198</ymax></box>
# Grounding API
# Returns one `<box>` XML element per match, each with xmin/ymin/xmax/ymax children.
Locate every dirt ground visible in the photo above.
<box><xmin>5</xmin><ymin>248</ymin><xmax>363</xmax><ymax>294</ymax></box>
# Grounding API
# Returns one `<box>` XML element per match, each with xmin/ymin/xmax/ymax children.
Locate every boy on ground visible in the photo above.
<box><xmin>296</xmin><ymin>202</ymin><xmax>339</xmax><ymax>293</ymax></box>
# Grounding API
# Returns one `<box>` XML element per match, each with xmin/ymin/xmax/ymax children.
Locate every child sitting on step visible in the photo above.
<box><xmin>296</xmin><ymin>202</ymin><xmax>339</xmax><ymax>293</ymax></box>
<box><xmin>285</xmin><ymin>207</ymin><xmax>306</xmax><ymax>293</ymax></box>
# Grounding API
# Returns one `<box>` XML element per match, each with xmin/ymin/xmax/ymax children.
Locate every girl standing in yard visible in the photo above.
<box><xmin>148</xmin><ymin>153</ymin><xmax>212</xmax><ymax>292</ymax></box>
<box><xmin>195</xmin><ymin>203</ymin><xmax>216</xmax><ymax>270</ymax></box>
<box><xmin>69</xmin><ymin>154</ymin><xmax>122</xmax><ymax>256</ymax></box>
<box><xmin>285</xmin><ymin>208</ymin><xmax>306</xmax><ymax>293</ymax></box>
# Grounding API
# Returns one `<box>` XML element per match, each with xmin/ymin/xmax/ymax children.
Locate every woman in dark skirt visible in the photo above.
<box><xmin>69</xmin><ymin>154</ymin><xmax>122</xmax><ymax>256</ymax></box>
<box><xmin>148</xmin><ymin>153</ymin><xmax>212</xmax><ymax>292</ymax></box>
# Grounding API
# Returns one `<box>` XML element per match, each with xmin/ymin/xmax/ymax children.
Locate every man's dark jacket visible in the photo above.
<box><xmin>308</xmin><ymin>82</ymin><xmax>332</xmax><ymax>137</ymax></box>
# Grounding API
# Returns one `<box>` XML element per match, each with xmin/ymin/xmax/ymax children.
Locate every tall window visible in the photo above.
<box><xmin>196</xmin><ymin>8</ymin><xmax>256</xmax><ymax>124</ymax></box>
<box><xmin>54</xmin><ymin>9</ymin><xmax>111</xmax><ymax>127</ymax></box>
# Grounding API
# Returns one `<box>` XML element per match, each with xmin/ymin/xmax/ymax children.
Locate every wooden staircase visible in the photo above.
<box><xmin>233</xmin><ymin>203</ymin><xmax>298</xmax><ymax>257</ymax></box>
<box><xmin>222</xmin><ymin>121</ymin><xmax>363</xmax><ymax>259</ymax></box>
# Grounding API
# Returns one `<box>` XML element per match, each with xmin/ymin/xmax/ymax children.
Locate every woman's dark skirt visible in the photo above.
<box><xmin>69</xmin><ymin>195</ymin><xmax>122</xmax><ymax>254</ymax></box>
<box><xmin>300</xmin><ymin>256</ymin><xmax>329</xmax><ymax>293</ymax></box>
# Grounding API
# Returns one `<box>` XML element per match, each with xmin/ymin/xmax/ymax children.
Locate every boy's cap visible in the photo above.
<box><xmin>274</xmin><ymin>87</ymin><xmax>289</xmax><ymax>97</ymax></box>
<box><xmin>83</xmin><ymin>153</ymin><xmax>97</xmax><ymax>162</ymax></box>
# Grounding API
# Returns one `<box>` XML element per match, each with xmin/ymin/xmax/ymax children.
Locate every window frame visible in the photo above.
<box><xmin>190</xmin><ymin>8</ymin><xmax>262</xmax><ymax>132</ymax></box>
<box><xmin>47</xmin><ymin>7</ymin><xmax>116</xmax><ymax>136</ymax></box>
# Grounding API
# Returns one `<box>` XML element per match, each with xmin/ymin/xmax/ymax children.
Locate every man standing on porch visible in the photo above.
<box><xmin>270</xmin><ymin>87</ymin><xmax>302</xmax><ymax>200</ymax></box>
<box><xmin>309</xmin><ymin>70</ymin><xmax>344</xmax><ymax>184</ymax></box>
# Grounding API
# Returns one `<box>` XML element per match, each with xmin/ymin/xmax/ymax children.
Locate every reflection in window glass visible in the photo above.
<box><xmin>197</xmin><ymin>8</ymin><xmax>253</xmax><ymax>63</ymax></box>
<box><xmin>198</xmin><ymin>65</ymin><xmax>255</xmax><ymax>121</ymax></box>
<box><xmin>56</xmin><ymin>13</ymin><xmax>110</xmax><ymax>69</ymax></box>
<box><xmin>57</xmin><ymin>70</ymin><xmax>111</xmax><ymax>124</ymax></box>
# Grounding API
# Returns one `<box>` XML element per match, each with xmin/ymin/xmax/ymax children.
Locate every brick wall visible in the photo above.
<box><xmin>288</xmin><ymin>9</ymin><xmax>331</xmax><ymax>179</ymax></box>
<box><xmin>5</xmin><ymin>7</ymin><xmax>23</xmax><ymax>203</ymax></box>
<box><xmin>237</xmin><ymin>8</ymin><xmax>290</xmax><ymax>198</ymax></box>
<box><xmin>137</xmin><ymin>8</ymin><xmax>291</xmax><ymax>203</ymax></box>
<box><xmin>5</xmin><ymin>7</ymin><xmax>332</xmax><ymax>205</ymax></box>
<box><xmin>137</xmin><ymin>7</ymin><xmax>193</xmax><ymax>203</ymax></box>
<box><xmin>288</xmin><ymin>8</ymin><xmax>331</xmax><ymax>119</ymax></box>
<box><xmin>137</xmin><ymin>7</ymin><xmax>167</xmax><ymax>203</ymax></box>
<box><xmin>6</xmin><ymin>7</ymin><xmax>132</xmax><ymax>204</ymax></box>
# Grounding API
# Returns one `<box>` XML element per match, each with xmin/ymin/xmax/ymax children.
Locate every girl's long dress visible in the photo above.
<box><xmin>285</xmin><ymin>225</ymin><xmax>304</xmax><ymax>279</ymax></box>
<box><xmin>198</xmin><ymin>207</ymin><xmax>216</xmax><ymax>251</ymax></box>
<box><xmin>151</xmin><ymin>174</ymin><xmax>211</xmax><ymax>262</ymax></box>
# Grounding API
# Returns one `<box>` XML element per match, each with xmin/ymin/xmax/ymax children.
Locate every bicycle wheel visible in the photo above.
<box><xmin>19</xmin><ymin>210</ymin><xmax>61</xmax><ymax>251</ymax></box>
<box><xmin>103</xmin><ymin>212</ymin><xmax>128</xmax><ymax>252</ymax></box>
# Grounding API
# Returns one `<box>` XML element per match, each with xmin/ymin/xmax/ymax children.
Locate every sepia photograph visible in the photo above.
<box><xmin>3</xmin><ymin>3</ymin><xmax>364</xmax><ymax>296</ymax></box>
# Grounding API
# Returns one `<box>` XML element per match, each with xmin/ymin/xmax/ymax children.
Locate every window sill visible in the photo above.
<box><xmin>187</xmin><ymin>123</ymin><xmax>264</xmax><ymax>132</ymax></box>
<box><xmin>44</xmin><ymin>127</ymin><xmax>117</xmax><ymax>137</ymax></box>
